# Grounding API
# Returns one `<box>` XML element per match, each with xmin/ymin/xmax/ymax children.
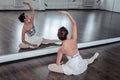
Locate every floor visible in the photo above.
<box><xmin>0</xmin><ymin>10</ymin><xmax>120</xmax><ymax>55</ymax></box>
<box><xmin>0</xmin><ymin>42</ymin><xmax>120</xmax><ymax>80</ymax></box>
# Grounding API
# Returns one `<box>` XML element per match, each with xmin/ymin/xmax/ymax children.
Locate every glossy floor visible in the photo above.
<box><xmin>0</xmin><ymin>10</ymin><xmax>120</xmax><ymax>55</ymax></box>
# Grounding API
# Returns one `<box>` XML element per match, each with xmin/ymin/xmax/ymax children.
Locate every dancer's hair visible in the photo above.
<box><xmin>18</xmin><ymin>13</ymin><xmax>25</xmax><ymax>23</ymax></box>
<box><xmin>57</xmin><ymin>27</ymin><xmax>68</xmax><ymax>41</ymax></box>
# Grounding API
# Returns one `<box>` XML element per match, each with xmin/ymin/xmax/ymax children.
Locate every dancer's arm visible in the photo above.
<box><xmin>23</xmin><ymin>2</ymin><xmax>34</xmax><ymax>24</ymax></box>
<box><xmin>56</xmin><ymin>48</ymin><xmax>63</xmax><ymax>65</ymax></box>
<box><xmin>58</xmin><ymin>11</ymin><xmax>77</xmax><ymax>40</ymax></box>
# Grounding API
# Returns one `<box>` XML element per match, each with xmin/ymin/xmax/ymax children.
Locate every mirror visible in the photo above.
<box><xmin>0</xmin><ymin>0</ymin><xmax>120</xmax><ymax>63</ymax></box>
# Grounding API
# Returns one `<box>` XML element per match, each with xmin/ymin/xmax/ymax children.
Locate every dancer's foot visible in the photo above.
<box><xmin>87</xmin><ymin>52</ymin><xmax>99</xmax><ymax>64</ymax></box>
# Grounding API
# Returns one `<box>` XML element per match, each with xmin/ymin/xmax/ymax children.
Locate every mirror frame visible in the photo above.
<box><xmin>0</xmin><ymin>37</ymin><xmax>120</xmax><ymax>63</ymax></box>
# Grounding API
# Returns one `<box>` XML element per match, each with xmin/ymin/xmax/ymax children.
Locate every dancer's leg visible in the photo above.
<box><xmin>19</xmin><ymin>43</ymin><xmax>38</xmax><ymax>49</ymax></box>
<box><xmin>86</xmin><ymin>52</ymin><xmax>99</xmax><ymax>64</ymax></box>
<box><xmin>48</xmin><ymin>64</ymin><xmax>64</xmax><ymax>73</ymax></box>
<box><xmin>42</xmin><ymin>38</ymin><xmax>61</xmax><ymax>44</ymax></box>
<box><xmin>19</xmin><ymin>43</ymin><xmax>30</xmax><ymax>48</ymax></box>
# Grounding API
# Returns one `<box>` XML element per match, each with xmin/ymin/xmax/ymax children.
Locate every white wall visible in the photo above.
<box><xmin>38</xmin><ymin>0</ymin><xmax>45</xmax><ymax>10</ymax></box>
<box><xmin>100</xmin><ymin>0</ymin><xmax>120</xmax><ymax>13</ymax></box>
<box><xmin>45</xmin><ymin>0</ymin><xmax>99</xmax><ymax>9</ymax></box>
<box><xmin>67</xmin><ymin>0</ymin><xmax>82</xmax><ymax>9</ymax></box>
<box><xmin>0</xmin><ymin>0</ymin><xmax>13</xmax><ymax>6</ymax></box>
<box><xmin>14</xmin><ymin>0</ymin><xmax>39</xmax><ymax>10</ymax></box>
<box><xmin>113</xmin><ymin>0</ymin><xmax>120</xmax><ymax>12</ymax></box>
<box><xmin>0</xmin><ymin>0</ymin><xmax>14</xmax><ymax>10</ymax></box>
<box><xmin>81</xmin><ymin>0</ymin><xmax>100</xmax><ymax>9</ymax></box>
<box><xmin>0</xmin><ymin>0</ymin><xmax>120</xmax><ymax>12</ymax></box>
<box><xmin>0</xmin><ymin>0</ymin><xmax>42</xmax><ymax>10</ymax></box>
<box><xmin>45</xmin><ymin>0</ymin><xmax>68</xmax><ymax>9</ymax></box>
<box><xmin>0</xmin><ymin>0</ymin><xmax>100</xmax><ymax>10</ymax></box>
<box><xmin>100</xmin><ymin>0</ymin><xmax>115</xmax><ymax>11</ymax></box>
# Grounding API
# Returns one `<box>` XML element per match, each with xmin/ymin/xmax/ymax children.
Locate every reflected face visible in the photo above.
<box><xmin>24</xmin><ymin>14</ymin><xmax>30</xmax><ymax>22</ymax></box>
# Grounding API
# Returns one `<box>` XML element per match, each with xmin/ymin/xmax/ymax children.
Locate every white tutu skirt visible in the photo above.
<box><xmin>19</xmin><ymin>34</ymin><xmax>43</xmax><ymax>49</ymax></box>
<box><xmin>62</xmin><ymin>52</ymin><xmax>99</xmax><ymax>75</ymax></box>
<box><xmin>62</xmin><ymin>54</ymin><xmax>88</xmax><ymax>75</ymax></box>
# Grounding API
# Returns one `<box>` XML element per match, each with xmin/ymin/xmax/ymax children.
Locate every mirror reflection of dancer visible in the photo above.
<box><xmin>18</xmin><ymin>2</ymin><xmax>60</xmax><ymax>49</ymax></box>
<box><xmin>48</xmin><ymin>11</ymin><xmax>99</xmax><ymax>75</ymax></box>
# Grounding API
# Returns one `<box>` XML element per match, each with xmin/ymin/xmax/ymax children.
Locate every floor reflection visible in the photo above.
<box><xmin>42</xmin><ymin>12</ymin><xmax>72</xmax><ymax>40</ymax></box>
<box><xmin>0</xmin><ymin>10</ymin><xmax>120</xmax><ymax>55</ymax></box>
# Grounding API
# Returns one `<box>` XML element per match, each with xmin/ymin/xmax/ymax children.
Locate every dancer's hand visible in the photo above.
<box><xmin>58</xmin><ymin>11</ymin><xmax>69</xmax><ymax>15</ymax></box>
<box><xmin>23</xmin><ymin>2</ymin><xmax>29</xmax><ymax>5</ymax></box>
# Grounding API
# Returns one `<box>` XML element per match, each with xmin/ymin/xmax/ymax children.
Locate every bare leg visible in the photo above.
<box><xmin>48</xmin><ymin>64</ymin><xmax>64</xmax><ymax>73</ymax></box>
<box><xmin>19</xmin><ymin>43</ymin><xmax>38</xmax><ymax>49</ymax></box>
<box><xmin>86</xmin><ymin>52</ymin><xmax>99</xmax><ymax>64</ymax></box>
<box><xmin>42</xmin><ymin>38</ymin><xmax>61</xmax><ymax>44</ymax></box>
<box><xmin>19</xmin><ymin>43</ymin><xmax>30</xmax><ymax>48</ymax></box>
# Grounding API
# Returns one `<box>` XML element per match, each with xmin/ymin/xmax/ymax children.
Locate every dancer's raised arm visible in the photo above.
<box><xmin>58</xmin><ymin>11</ymin><xmax>77</xmax><ymax>40</ymax></box>
<box><xmin>23</xmin><ymin>2</ymin><xmax>34</xmax><ymax>24</ymax></box>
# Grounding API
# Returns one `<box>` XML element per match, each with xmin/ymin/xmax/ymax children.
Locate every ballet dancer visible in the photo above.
<box><xmin>48</xmin><ymin>11</ymin><xmax>99</xmax><ymax>75</ymax></box>
<box><xmin>18</xmin><ymin>2</ymin><xmax>60</xmax><ymax>49</ymax></box>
